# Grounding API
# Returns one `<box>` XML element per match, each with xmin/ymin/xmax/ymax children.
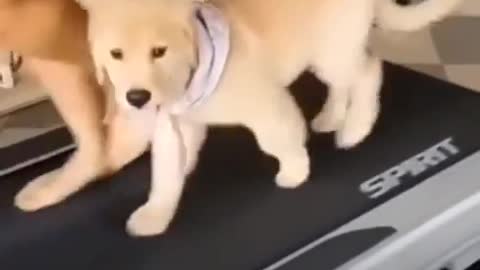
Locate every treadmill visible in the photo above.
<box><xmin>1</xmin><ymin>63</ymin><xmax>480</xmax><ymax>270</ymax></box>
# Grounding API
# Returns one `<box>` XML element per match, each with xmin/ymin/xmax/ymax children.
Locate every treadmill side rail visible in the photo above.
<box><xmin>269</xmin><ymin>151</ymin><xmax>480</xmax><ymax>270</ymax></box>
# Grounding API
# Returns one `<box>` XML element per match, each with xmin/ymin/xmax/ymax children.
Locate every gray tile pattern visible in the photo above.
<box><xmin>432</xmin><ymin>17</ymin><xmax>480</xmax><ymax>64</ymax></box>
<box><xmin>374</xmin><ymin>0</ymin><xmax>480</xmax><ymax>91</ymax></box>
<box><xmin>407</xmin><ymin>64</ymin><xmax>448</xmax><ymax>80</ymax></box>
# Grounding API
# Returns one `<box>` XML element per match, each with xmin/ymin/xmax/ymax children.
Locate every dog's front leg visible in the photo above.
<box><xmin>126</xmin><ymin>116</ymin><xmax>207</xmax><ymax>237</ymax></box>
<box><xmin>106</xmin><ymin>106</ymin><xmax>156</xmax><ymax>171</ymax></box>
<box><xmin>15</xmin><ymin>58</ymin><xmax>107</xmax><ymax>211</ymax></box>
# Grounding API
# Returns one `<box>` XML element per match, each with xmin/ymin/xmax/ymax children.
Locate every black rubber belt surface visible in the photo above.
<box><xmin>1</xmin><ymin>63</ymin><xmax>480</xmax><ymax>270</ymax></box>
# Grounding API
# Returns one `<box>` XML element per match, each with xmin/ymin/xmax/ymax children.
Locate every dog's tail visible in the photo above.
<box><xmin>375</xmin><ymin>0</ymin><xmax>463</xmax><ymax>31</ymax></box>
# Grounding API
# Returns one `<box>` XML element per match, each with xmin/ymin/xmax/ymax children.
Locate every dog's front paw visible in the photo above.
<box><xmin>335</xmin><ymin>124</ymin><xmax>370</xmax><ymax>149</ymax></box>
<box><xmin>310</xmin><ymin>112</ymin><xmax>343</xmax><ymax>133</ymax></box>
<box><xmin>275</xmin><ymin>152</ymin><xmax>310</xmax><ymax>189</ymax></box>
<box><xmin>276</xmin><ymin>174</ymin><xmax>307</xmax><ymax>189</ymax></box>
<box><xmin>310</xmin><ymin>100</ymin><xmax>348</xmax><ymax>133</ymax></box>
<box><xmin>15</xmin><ymin>170</ymin><xmax>66</xmax><ymax>212</ymax></box>
<box><xmin>335</xmin><ymin>111</ymin><xmax>376</xmax><ymax>149</ymax></box>
<box><xmin>126</xmin><ymin>204</ymin><xmax>174</xmax><ymax>237</ymax></box>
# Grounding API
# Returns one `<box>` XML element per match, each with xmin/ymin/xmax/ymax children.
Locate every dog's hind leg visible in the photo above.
<box><xmin>15</xmin><ymin>58</ymin><xmax>108</xmax><ymax>212</ymax></box>
<box><xmin>309</xmin><ymin>2</ymin><xmax>377</xmax><ymax>148</ymax></box>
<box><xmin>309</xmin><ymin>40</ymin><xmax>365</xmax><ymax>135</ymax></box>
<box><xmin>311</xmin><ymin>51</ymin><xmax>382</xmax><ymax>149</ymax></box>
<box><xmin>245</xmin><ymin>86</ymin><xmax>310</xmax><ymax>189</ymax></box>
<box><xmin>336</xmin><ymin>54</ymin><xmax>382</xmax><ymax>148</ymax></box>
<box><xmin>310</xmin><ymin>66</ymin><xmax>350</xmax><ymax>134</ymax></box>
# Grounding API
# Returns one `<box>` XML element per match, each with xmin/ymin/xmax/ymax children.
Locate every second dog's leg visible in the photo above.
<box><xmin>127</xmin><ymin>117</ymin><xmax>207</xmax><ymax>237</ymax></box>
<box><xmin>15</xmin><ymin>58</ymin><xmax>107</xmax><ymax>211</ymax></box>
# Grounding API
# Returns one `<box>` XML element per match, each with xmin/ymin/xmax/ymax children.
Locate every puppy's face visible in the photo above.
<box><xmin>86</xmin><ymin>1</ymin><xmax>197</xmax><ymax>110</ymax></box>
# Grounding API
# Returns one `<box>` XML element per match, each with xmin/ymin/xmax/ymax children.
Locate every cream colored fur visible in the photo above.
<box><xmin>76</xmin><ymin>0</ymin><xmax>463</xmax><ymax>236</ymax></box>
<box><xmin>5</xmin><ymin>0</ymin><xmax>158</xmax><ymax>215</ymax></box>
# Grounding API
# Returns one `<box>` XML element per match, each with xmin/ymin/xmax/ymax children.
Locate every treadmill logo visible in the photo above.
<box><xmin>360</xmin><ymin>138</ymin><xmax>460</xmax><ymax>199</ymax></box>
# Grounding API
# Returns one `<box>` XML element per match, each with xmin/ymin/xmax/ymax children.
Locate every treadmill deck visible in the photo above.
<box><xmin>1</xmin><ymin>63</ymin><xmax>480</xmax><ymax>270</ymax></box>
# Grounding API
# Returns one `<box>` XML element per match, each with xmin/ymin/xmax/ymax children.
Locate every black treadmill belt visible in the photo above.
<box><xmin>1</xmin><ymin>63</ymin><xmax>480</xmax><ymax>270</ymax></box>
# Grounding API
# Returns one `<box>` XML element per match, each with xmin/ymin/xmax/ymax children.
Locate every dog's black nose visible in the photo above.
<box><xmin>126</xmin><ymin>89</ymin><xmax>151</xmax><ymax>108</ymax></box>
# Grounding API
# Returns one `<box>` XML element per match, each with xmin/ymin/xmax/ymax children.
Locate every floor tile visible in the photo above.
<box><xmin>431</xmin><ymin>17</ymin><xmax>480</xmax><ymax>64</ymax></box>
<box><xmin>370</xmin><ymin>28</ymin><xmax>441</xmax><ymax>64</ymax></box>
<box><xmin>444</xmin><ymin>64</ymin><xmax>480</xmax><ymax>92</ymax></box>
<box><xmin>404</xmin><ymin>64</ymin><xmax>447</xmax><ymax>80</ymax></box>
<box><xmin>453</xmin><ymin>0</ymin><xmax>480</xmax><ymax>16</ymax></box>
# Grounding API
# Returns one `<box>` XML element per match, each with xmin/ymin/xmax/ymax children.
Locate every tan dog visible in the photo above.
<box><xmin>1</xmin><ymin>0</ymin><xmax>151</xmax><ymax>213</ymax></box>
<box><xmin>76</xmin><ymin>0</ymin><xmax>463</xmax><ymax>236</ymax></box>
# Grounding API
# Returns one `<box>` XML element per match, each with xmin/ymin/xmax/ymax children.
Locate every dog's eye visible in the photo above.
<box><xmin>151</xmin><ymin>46</ymin><xmax>167</xmax><ymax>59</ymax></box>
<box><xmin>110</xmin><ymin>49</ymin><xmax>123</xmax><ymax>60</ymax></box>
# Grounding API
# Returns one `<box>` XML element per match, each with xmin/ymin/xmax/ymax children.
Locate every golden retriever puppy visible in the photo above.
<box><xmin>1</xmin><ymin>0</ymin><xmax>151</xmax><ymax>213</ymax></box>
<box><xmin>76</xmin><ymin>0</ymin><xmax>463</xmax><ymax>236</ymax></box>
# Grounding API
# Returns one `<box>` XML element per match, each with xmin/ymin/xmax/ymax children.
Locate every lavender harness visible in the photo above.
<box><xmin>153</xmin><ymin>3</ymin><xmax>230</xmax><ymax>178</ymax></box>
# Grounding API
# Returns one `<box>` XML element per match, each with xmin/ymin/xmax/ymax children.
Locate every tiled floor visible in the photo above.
<box><xmin>372</xmin><ymin>0</ymin><xmax>480</xmax><ymax>89</ymax></box>
<box><xmin>0</xmin><ymin>0</ymin><xmax>479</xmax><ymax>148</ymax></box>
